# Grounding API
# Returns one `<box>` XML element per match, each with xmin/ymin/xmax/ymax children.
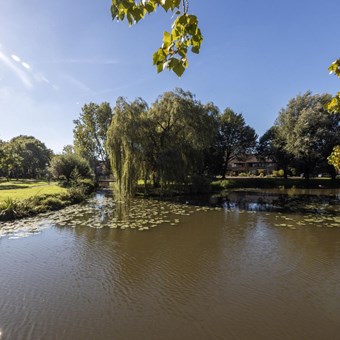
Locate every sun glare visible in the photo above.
<box><xmin>22</xmin><ymin>62</ymin><xmax>30</xmax><ymax>69</ymax></box>
<box><xmin>11</xmin><ymin>54</ymin><xmax>20</xmax><ymax>62</ymax></box>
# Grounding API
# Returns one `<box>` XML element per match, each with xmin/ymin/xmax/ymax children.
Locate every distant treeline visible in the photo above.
<box><xmin>1</xmin><ymin>89</ymin><xmax>339</xmax><ymax>197</ymax></box>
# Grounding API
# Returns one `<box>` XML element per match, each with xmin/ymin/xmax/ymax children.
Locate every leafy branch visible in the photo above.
<box><xmin>327</xmin><ymin>59</ymin><xmax>340</xmax><ymax>113</ymax></box>
<box><xmin>110</xmin><ymin>0</ymin><xmax>203</xmax><ymax>77</ymax></box>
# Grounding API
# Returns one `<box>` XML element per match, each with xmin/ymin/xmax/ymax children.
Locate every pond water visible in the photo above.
<box><xmin>0</xmin><ymin>189</ymin><xmax>340</xmax><ymax>339</ymax></box>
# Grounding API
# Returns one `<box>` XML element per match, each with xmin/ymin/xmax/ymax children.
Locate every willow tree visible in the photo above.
<box><xmin>144</xmin><ymin>89</ymin><xmax>216</xmax><ymax>187</ymax></box>
<box><xmin>106</xmin><ymin>97</ymin><xmax>148</xmax><ymax>200</ymax></box>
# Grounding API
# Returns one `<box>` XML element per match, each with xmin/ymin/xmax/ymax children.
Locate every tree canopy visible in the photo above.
<box><xmin>73</xmin><ymin>102</ymin><xmax>113</xmax><ymax>172</ymax></box>
<box><xmin>106</xmin><ymin>89</ymin><xmax>217</xmax><ymax>199</ymax></box>
<box><xmin>49</xmin><ymin>152</ymin><xmax>93</xmax><ymax>182</ymax></box>
<box><xmin>218</xmin><ymin>109</ymin><xmax>257</xmax><ymax>177</ymax></box>
<box><xmin>110</xmin><ymin>0</ymin><xmax>202</xmax><ymax>77</ymax></box>
<box><xmin>257</xmin><ymin>126</ymin><xmax>290</xmax><ymax>178</ymax></box>
<box><xmin>275</xmin><ymin>92</ymin><xmax>340</xmax><ymax>179</ymax></box>
<box><xmin>0</xmin><ymin>136</ymin><xmax>52</xmax><ymax>179</ymax></box>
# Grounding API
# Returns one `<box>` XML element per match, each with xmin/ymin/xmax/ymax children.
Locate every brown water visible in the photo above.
<box><xmin>0</xmin><ymin>190</ymin><xmax>340</xmax><ymax>340</ymax></box>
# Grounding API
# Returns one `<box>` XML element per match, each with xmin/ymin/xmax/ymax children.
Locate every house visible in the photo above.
<box><xmin>227</xmin><ymin>155</ymin><xmax>276</xmax><ymax>175</ymax></box>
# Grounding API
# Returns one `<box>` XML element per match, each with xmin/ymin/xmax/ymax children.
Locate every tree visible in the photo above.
<box><xmin>49</xmin><ymin>153</ymin><xmax>93</xmax><ymax>181</ymax></box>
<box><xmin>107</xmin><ymin>97</ymin><xmax>148</xmax><ymax>200</ymax></box>
<box><xmin>276</xmin><ymin>92</ymin><xmax>340</xmax><ymax>179</ymax></box>
<box><xmin>110</xmin><ymin>0</ymin><xmax>203</xmax><ymax>77</ymax></box>
<box><xmin>327</xmin><ymin>59</ymin><xmax>340</xmax><ymax>173</ymax></box>
<box><xmin>106</xmin><ymin>89</ymin><xmax>217</xmax><ymax>199</ymax></box>
<box><xmin>144</xmin><ymin>89</ymin><xmax>216</xmax><ymax>186</ymax></box>
<box><xmin>257</xmin><ymin>126</ymin><xmax>291</xmax><ymax>178</ymax></box>
<box><xmin>328</xmin><ymin>145</ymin><xmax>340</xmax><ymax>173</ymax></box>
<box><xmin>73</xmin><ymin>102</ymin><xmax>113</xmax><ymax>173</ymax></box>
<box><xmin>0</xmin><ymin>136</ymin><xmax>52</xmax><ymax>179</ymax></box>
<box><xmin>218</xmin><ymin>109</ymin><xmax>257</xmax><ymax>177</ymax></box>
<box><xmin>0</xmin><ymin>141</ymin><xmax>22</xmax><ymax>179</ymax></box>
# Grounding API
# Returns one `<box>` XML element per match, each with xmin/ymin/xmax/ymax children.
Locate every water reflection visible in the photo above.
<box><xmin>0</xmin><ymin>190</ymin><xmax>340</xmax><ymax>339</ymax></box>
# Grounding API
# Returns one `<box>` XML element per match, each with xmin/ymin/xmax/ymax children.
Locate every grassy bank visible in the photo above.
<box><xmin>0</xmin><ymin>179</ymin><xmax>94</xmax><ymax>221</ymax></box>
<box><xmin>0</xmin><ymin>181</ymin><xmax>67</xmax><ymax>201</ymax></box>
<box><xmin>211</xmin><ymin>177</ymin><xmax>340</xmax><ymax>190</ymax></box>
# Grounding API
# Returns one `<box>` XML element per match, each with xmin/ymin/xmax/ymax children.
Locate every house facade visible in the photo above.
<box><xmin>227</xmin><ymin>155</ymin><xmax>276</xmax><ymax>175</ymax></box>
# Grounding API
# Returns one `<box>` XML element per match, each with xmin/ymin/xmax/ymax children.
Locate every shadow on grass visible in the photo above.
<box><xmin>0</xmin><ymin>185</ymin><xmax>30</xmax><ymax>190</ymax></box>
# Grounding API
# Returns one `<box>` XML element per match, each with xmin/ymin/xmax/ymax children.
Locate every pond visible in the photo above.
<box><xmin>0</xmin><ymin>189</ymin><xmax>340</xmax><ymax>339</ymax></box>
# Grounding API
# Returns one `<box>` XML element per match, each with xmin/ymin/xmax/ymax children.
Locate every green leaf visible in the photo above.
<box><xmin>163</xmin><ymin>31</ymin><xmax>171</xmax><ymax>45</ymax></box>
<box><xmin>111</xmin><ymin>5</ymin><xmax>119</xmax><ymax>19</ymax></box>
<box><xmin>191</xmin><ymin>46</ymin><xmax>199</xmax><ymax>54</ymax></box>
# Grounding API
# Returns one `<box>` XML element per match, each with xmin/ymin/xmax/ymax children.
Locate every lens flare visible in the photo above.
<box><xmin>22</xmin><ymin>62</ymin><xmax>30</xmax><ymax>69</ymax></box>
<box><xmin>11</xmin><ymin>54</ymin><xmax>20</xmax><ymax>62</ymax></box>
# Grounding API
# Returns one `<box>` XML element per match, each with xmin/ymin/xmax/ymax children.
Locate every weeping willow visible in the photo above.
<box><xmin>106</xmin><ymin>90</ymin><xmax>217</xmax><ymax>199</ymax></box>
<box><xmin>106</xmin><ymin>98</ymin><xmax>147</xmax><ymax>201</ymax></box>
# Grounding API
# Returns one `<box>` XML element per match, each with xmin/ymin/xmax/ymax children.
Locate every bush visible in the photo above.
<box><xmin>39</xmin><ymin>196</ymin><xmax>65</xmax><ymax>210</ymax></box>
<box><xmin>0</xmin><ymin>198</ymin><xmax>22</xmax><ymax>220</ymax></box>
<box><xmin>190</xmin><ymin>175</ymin><xmax>211</xmax><ymax>194</ymax></box>
<box><xmin>257</xmin><ymin>169</ymin><xmax>266</xmax><ymax>176</ymax></box>
<box><xmin>239</xmin><ymin>172</ymin><xmax>248</xmax><ymax>177</ymax></box>
<box><xmin>273</xmin><ymin>169</ymin><xmax>285</xmax><ymax>177</ymax></box>
<box><xmin>278</xmin><ymin>169</ymin><xmax>285</xmax><ymax>177</ymax></box>
<box><xmin>211</xmin><ymin>179</ymin><xmax>231</xmax><ymax>190</ymax></box>
<box><xmin>49</xmin><ymin>154</ymin><xmax>93</xmax><ymax>182</ymax></box>
<box><xmin>66</xmin><ymin>187</ymin><xmax>87</xmax><ymax>203</ymax></box>
<box><xmin>79</xmin><ymin>178</ymin><xmax>96</xmax><ymax>194</ymax></box>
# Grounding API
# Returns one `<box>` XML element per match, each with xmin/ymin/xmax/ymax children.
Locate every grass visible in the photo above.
<box><xmin>0</xmin><ymin>180</ymin><xmax>66</xmax><ymax>201</ymax></box>
<box><xmin>0</xmin><ymin>180</ymin><xmax>51</xmax><ymax>190</ymax></box>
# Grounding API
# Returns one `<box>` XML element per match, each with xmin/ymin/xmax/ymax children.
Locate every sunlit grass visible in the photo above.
<box><xmin>0</xmin><ymin>182</ymin><xmax>66</xmax><ymax>201</ymax></box>
<box><xmin>0</xmin><ymin>180</ymin><xmax>50</xmax><ymax>189</ymax></box>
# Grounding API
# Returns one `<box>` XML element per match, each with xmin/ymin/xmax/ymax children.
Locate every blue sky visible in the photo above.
<box><xmin>0</xmin><ymin>0</ymin><xmax>339</xmax><ymax>152</ymax></box>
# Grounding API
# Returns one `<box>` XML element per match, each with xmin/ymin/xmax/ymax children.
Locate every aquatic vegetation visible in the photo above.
<box><xmin>1</xmin><ymin>189</ymin><xmax>339</xmax><ymax>239</ymax></box>
<box><xmin>0</xmin><ymin>192</ymin><xmax>225</xmax><ymax>238</ymax></box>
<box><xmin>0</xmin><ymin>187</ymin><xmax>89</xmax><ymax>221</ymax></box>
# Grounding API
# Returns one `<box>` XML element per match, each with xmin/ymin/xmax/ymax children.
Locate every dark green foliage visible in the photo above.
<box><xmin>275</xmin><ymin>91</ymin><xmax>340</xmax><ymax>179</ymax></box>
<box><xmin>0</xmin><ymin>135</ymin><xmax>52</xmax><ymax>179</ymax></box>
<box><xmin>49</xmin><ymin>153</ymin><xmax>93</xmax><ymax>182</ymax></box>
<box><xmin>218</xmin><ymin>109</ymin><xmax>257</xmax><ymax>177</ymax></box>
<box><xmin>107</xmin><ymin>89</ymin><xmax>216</xmax><ymax>199</ymax></box>
<box><xmin>190</xmin><ymin>175</ymin><xmax>211</xmax><ymax>194</ymax></box>
<box><xmin>73</xmin><ymin>102</ymin><xmax>113</xmax><ymax>173</ymax></box>
<box><xmin>211</xmin><ymin>178</ymin><xmax>340</xmax><ymax>190</ymax></box>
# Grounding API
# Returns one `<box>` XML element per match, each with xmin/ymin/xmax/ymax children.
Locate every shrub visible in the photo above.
<box><xmin>39</xmin><ymin>196</ymin><xmax>65</xmax><ymax>210</ymax></box>
<box><xmin>0</xmin><ymin>198</ymin><xmax>22</xmax><ymax>220</ymax></box>
<box><xmin>190</xmin><ymin>175</ymin><xmax>211</xmax><ymax>194</ymax></box>
<box><xmin>79</xmin><ymin>178</ymin><xmax>96</xmax><ymax>194</ymax></box>
<box><xmin>67</xmin><ymin>187</ymin><xmax>86</xmax><ymax>203</ymax></box>
<box><xmin>49</xmin><ymin>153</ymin><xmax>93</xmax><ymax>181</ymax></box>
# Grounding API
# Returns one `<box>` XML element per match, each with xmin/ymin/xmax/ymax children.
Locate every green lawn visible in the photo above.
<box><xmin>0</xmin><ymin>180</ymin><xmax>67</xmax><ymax>201</ymax></box>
